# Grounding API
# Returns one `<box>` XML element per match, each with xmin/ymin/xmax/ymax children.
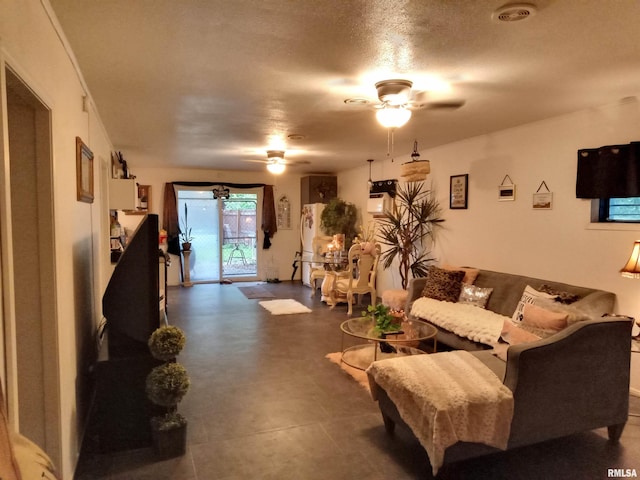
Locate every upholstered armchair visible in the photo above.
<box><xmin>309</xmin><ymin>236</ymin><xmax>333</xmax><ymax>296</ymax></box>
<box><xmin>329</xmin><ymin>242</ymin><xmax>381</xmax><ymax>315</ymax></box>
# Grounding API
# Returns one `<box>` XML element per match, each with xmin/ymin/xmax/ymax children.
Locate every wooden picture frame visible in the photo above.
<box><xmin>76</xmin><ymin>136</ymin><xmax>94</xmax><ymax>203</ymax></box>
<box><xmin>450</xmin><ymin>174</ymin><xmax>468</xmax><ymax>209</ymax></box>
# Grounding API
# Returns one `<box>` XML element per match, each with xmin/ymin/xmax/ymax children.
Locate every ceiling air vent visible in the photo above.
<box><xmin>492</xmin><ymin>3</ymin><xmax>537</xmax><ymax>22</ymax></box>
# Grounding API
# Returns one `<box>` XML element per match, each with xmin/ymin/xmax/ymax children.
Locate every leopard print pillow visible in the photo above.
<box><xmin>421</xmin><ymin>266</ymin><xmax>465</xmax><ymax>303</ymax></box>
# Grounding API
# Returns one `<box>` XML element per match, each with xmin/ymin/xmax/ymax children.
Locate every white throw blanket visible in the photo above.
<box><xmin>411</xmin><ymin>297</ymin><xmax>507</xmax><ymax>345</ymax></box>
<box><xmin>367</xmin><ymin>351</ymin><xmax>514</xmax><ymax>475</ymax></box>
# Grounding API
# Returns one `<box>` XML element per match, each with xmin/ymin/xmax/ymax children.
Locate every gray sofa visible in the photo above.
<box><xmin>367</xmin><ymin>269</ymin><xmax>632</xmax><ymax>470</ymax></box>
<box><xmin>405</xmin><ymin>269</ymin><xmax>617</xmax><ymax>350</ymax></box>
<box><xmin>369</xmin><ymin>316</ymin><xmax>633</xmax><ymax>466</ymax></box>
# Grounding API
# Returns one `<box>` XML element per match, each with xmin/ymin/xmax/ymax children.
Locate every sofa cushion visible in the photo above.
<box><xmin>421</xmin><ymin>266</ymin><xmax>465</xmax><ymax>302</ymax></box>
<box><xmin>538</xmin><ymin>284</ymin><xmax>580</xmax><ymax>304</ymax></box>
<box><xmin>522</xmin><ymin>303</ymin><xmax>568</xmax><ymax>330</ymax></box>
<box><xmin>532</xmin><ymin>297</ymin><xmax>594</xmax><ymax>326</ymax></box>
<box><xmin>511</xmin><ymin>286</ymin><xmax>556</xmax><ymax>324</ymax></box>
<box><xmin>458</xmin><ymin>284</ymin><xmax>493</xmax><ymax>308</ymax></box>
<box><xmin>441</xmin><ymin>264</ymin><xmax>480</xmax><ymax>285</ymax></box>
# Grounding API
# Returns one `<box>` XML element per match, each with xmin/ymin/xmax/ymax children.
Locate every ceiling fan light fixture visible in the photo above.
<box><xmin>375</xmin><ymin>79</ymin><xmax>413</xmax><ymax>105</ymax></box>
<box><xmin>266</xmin><ymin>150</ymin><xmax>286</xmax><ymax>174</ymax></box>
<box><xmin>266</xmin><ymin>161</ymin><xmax>285</xmax><ymax>174</ymax></box>
<box><xmin>376</xmin><ymin>106</ymin><xmax>411</xmax><ymax>128</ymax></box>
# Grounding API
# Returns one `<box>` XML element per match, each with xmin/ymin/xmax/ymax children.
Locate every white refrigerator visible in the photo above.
<box><xmin>300</xmin><ymin>203</ymin><xmax>325</xmax><ymax>286</ymax></box>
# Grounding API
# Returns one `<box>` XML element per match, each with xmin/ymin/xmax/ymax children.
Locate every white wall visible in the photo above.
<box><xmin>131</xmin><ymin>167</ymin><xmax>304</xmax><ymax>286</ymax></box>
<box><xmin>1</xmin><ymin>1</ymin><xmax>114</xmax><ymax>476</ymax></box>
<box><xmin>339</xmin><ymin>99</ymin><xmax>640</xmax><ymax>392</ymax></box>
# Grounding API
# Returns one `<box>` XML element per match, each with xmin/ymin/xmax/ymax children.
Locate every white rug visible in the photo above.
<box><xmin>258</xmin><ymin>299</ymin><xmax>312</xmax><ymax>315</ymax></box>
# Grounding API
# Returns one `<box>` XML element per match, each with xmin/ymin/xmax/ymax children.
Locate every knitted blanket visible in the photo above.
<box><xmin>411</xmin><ymin>297</ymin><xmax>507</xmax><ymax>345</ymax></box>
<box><xmin>367</xmin><ymin>351</ymin><xmax>514</xmax><ymax>475</ymax></box>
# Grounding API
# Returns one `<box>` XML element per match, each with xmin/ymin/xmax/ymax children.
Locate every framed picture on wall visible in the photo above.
<box><xmin>498</xmin><ymin>184</ymin><xmax>516</xmax><ymax>201</ymax></box>
<box><xmin>76</xmin><ymin>136</ymin><xmax>94</xmax><ymax>203</ymax></box>
<box><xmin>533</xmin><ymin>192</ymin><xmax>553</xmax><ymax>209</ymax></box>
<box><xmin>450</xmin><ymin>174</ymin><xmax>468</xmax><ymax>209</ymax></box>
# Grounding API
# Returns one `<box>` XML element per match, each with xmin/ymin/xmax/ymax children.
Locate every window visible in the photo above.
<box><xmin>598</xmin><ymin>197</ymin><xmax>640</xmax><ymax>222</ymax></box>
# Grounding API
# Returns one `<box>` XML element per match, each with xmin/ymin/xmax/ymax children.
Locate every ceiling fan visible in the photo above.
<box><xmin>345</xmin><ymin>79</ymin><xmax>466</xmax><ymax>127</ymax></box>
<box><xmin>242</xmin><ymin>150</ymin><xmax>310</xmax><ymax>174</ymax></box>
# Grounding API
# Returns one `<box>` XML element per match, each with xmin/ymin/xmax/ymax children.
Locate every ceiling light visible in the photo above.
<box><xmin>401</xmin><ymin>140</ymin><xmax>431</xmax><ymax>182</ymax></box>
<box><xmin>266</xmin><ymin>150</ymin><xmax>286</xmax><ymax>174</ymax></box>
<box><xmin>376</xmin><ymin>106</ymin><xmax>412</xmax><ymax>129</ymax></box>
<box><xmin>375</xmin><ymin>79</ymin><xmax>413</xmax><ymax>105</ymax></box>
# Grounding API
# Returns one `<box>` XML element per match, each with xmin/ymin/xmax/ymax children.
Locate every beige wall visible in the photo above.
<box><xmin>338</xmin><ymin>99</ymin><xmax>640</xmax><ymax>392</ymax></box>
<box><xmin>1</xmin><ymin>0</ymin><xmax>113</xmax><ymax>476</ymax></box>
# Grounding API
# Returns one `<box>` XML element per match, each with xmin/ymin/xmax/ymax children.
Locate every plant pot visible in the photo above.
<box><xmin>151</xmin><ymin>423</ymin><xmax>187</xmax><ymax>459</ymax></box>
<box><xmin>181</xmin><ymin>242</ymin><xmax>191</xmax><ymax>251</ymax></box>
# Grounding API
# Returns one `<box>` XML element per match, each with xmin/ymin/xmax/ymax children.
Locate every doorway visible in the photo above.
<box><xmin>2</xmin><ymin>67</ymin><xmax>60</xmax><ymax>462</ymax></box>
<box><xmin>177</xmin><ymin>189</ymin><xmax>259</xmax><ymax>282</ymax></box>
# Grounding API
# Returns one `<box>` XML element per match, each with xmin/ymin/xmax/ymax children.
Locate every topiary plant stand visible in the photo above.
<box><xmin>151</xmin><ymin>423</ymin><xmax>187</xmax><ymax>459</ymax></box>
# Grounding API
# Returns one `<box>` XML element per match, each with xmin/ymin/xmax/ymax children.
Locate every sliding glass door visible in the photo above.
<box><xmin>177</xmin><ymin>189</ymin><xmax>258</xmax><ymax>282</ymax></box>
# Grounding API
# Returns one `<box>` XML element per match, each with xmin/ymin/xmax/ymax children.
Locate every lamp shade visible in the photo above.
<box><xmin>376</xmin><ymin>106</ymin><xmax>411</xmax><ymax>128</ymax></box>
<box><xmin>401</xmin><ymin>160</ymin><xmax>431</xmax><ymax>182</ymax></box>
<box><xmin>621</xmin><ymin>240</ymin><xmax>640</xmax><ymax>279</ymax></box>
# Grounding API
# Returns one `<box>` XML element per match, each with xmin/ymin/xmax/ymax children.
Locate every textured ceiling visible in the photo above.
<box><xmin>49</xmin><ymin>0</ymin><xmax>640</xmax><ymax>174</ymax></box>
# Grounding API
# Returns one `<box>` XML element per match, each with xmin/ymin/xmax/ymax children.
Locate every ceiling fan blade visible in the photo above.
<box><xmin>412</xmin><ymin>100</ymin><xmax>466</xmax><ymax>110</ymax></box>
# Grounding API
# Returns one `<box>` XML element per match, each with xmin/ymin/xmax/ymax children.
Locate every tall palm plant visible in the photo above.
<box><xmin>376</xmin><ymin>182</ymin><xmax>444</xmax><ymax>289</ymax></box>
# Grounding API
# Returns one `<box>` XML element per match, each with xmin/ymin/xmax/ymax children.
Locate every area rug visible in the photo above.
<box><xmin>258</xmin><ymin>299</ymin><xmax>312</xmax><ymax>315</ymax></box>
<box><xmin>325</xmin><ymin>352</ymin><xmax>370</xmax><ymax>392</ymax></box>
<box><xmin>237</xmin><ymin>285</ymin><xmax>275</xmax><ymax>299</ymax></box>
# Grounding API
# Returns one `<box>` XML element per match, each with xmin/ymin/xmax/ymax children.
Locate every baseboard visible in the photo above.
<box><xmin>631</xmin><ymin>386</ymin><xmax>640</xmax><ymax>398</ymax></box>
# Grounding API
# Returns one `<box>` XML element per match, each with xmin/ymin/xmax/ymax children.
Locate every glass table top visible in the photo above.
<box><xmin>340</xmin><ymin>316</ymin><xmax>437</xmax><ymax>343</ymax></box>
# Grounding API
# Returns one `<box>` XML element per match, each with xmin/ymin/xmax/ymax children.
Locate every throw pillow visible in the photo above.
<box><xmin>522</xmin><ymin>303</ymin><xmax>568</xmax><ymax>330</ymax></box>
<box><xmin>511</xmin><ymin>285</ymin><xmax>556</xmax><ymax>324</ymax></box>
<box><xmin>531</xmin><ymin>297</ymin><xmax>593</xmax><ymax>326</ymax></box>
<box><xmin>441</xmin><ymin>264</ymin><xmax>480</xmax><ymax>285</ymax></box>
<box><xmin>538</xmin><ymin>284</ymin><xmax>580</xmax><ymax>304</ymax></box>
<box><xmin>421</xmin><ymin>265</ymin><xmax>465</xmax><ymax>303</ymax></box>
<box><xmin>500</xmin><ymin>319</ymin><xmax>542</xmax><ymax>345</ymax></box>
<box><xmin>458</xmin><ymin>284</ymin><xmax>493</xmax><ymax>308</ymax></box>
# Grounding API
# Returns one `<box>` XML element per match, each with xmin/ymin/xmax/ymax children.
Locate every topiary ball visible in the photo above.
<box><xmin>148</xmin><ymin>325</ymin><xmax>186</xmax><ymax>361</ymax></box>
<box><xmin>146</xmin><ymin>362</ymin><xmax>190</xmax><ymax>407</ymax></box>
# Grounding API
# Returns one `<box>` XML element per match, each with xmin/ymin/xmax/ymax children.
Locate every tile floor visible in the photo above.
<box><xmin>75</xmin><ymin>281</ymin><xmax>640</xmax><ymax>479</ymax></box>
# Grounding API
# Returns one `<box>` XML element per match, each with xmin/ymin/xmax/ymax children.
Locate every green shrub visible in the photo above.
<box><xmin>146</xmin><ymin>363</ymin><xmax>190</xmax><ymax>408</ymax></box>
<box><xmin>148</xmin><ymin>325</ymin><xmax>186</xmax><ymax>361</ymax></box>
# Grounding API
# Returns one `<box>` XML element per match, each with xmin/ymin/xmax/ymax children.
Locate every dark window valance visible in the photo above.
<box><xmin>576</xmin><ymin>142</ymin><xmax>640</xmax><ymax>198</ymax></box>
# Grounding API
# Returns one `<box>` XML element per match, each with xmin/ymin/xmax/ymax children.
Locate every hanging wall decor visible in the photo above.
<box><xmin>76</xmin><ymin>136</ymin><xmax>94</xmax><ymax>203</ymax></box>
<box><xmin>449</xmin><ymin>174</ymin><xmax>468</xmax><ymax>209</ymax></box>
<box><xmin>498</xmin><ymin>174</ymin><xmax>516</xmax><ymax>201</ymax></box>
<box><xmin>532</xmin><ymin>181</ymin><xmax>553</xmax><ymax>209</ymax></box>
<box><xmin>277</xmin><ymin>195</ymin><xmax>292</xmax><ymax>229</ymax></box>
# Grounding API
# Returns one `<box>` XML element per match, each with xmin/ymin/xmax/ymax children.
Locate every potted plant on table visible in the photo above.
<box><xmin>363</xmin><ymin>303</ymin><xmax>402</xmax><ymax>353</ymax></box>
<box><xmin>146</xmin><ymin>325</ymin><xmax>190</xmax><ymax>459</ymax></box>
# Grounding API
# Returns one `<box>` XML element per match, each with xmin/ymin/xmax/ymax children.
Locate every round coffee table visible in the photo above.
<box><xmin>339</xmin><ymin>317</ymin><xmax>437</xmax><ymax>370</ymax></box>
